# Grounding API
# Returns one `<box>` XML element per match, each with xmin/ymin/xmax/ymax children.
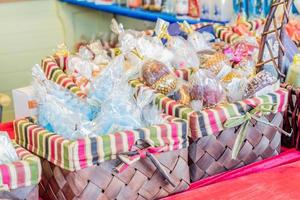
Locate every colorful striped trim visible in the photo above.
<box><xmin>0</xmin><ymin>143</ymin><xmax>41</xmax><ymax>191</ymax></box>
<box><xmin>214</xmin><ymin>19</ymin><xmax>265</xmax><ymax>43</ymax></box>
<box><xmin>14</xmin><ymin>115</ymin><xmax>188</xmax><ymax>171</ymax></box>
<box><xmin>213</xmin><ymin>19</ymin><xmax>265</xmax><ymax>43</ymax></box>
<box><xmin>129</xmin><ymin>79</ymin><xmax>289</xmax><ymax>141</ymax></box>
<box><xmin>53</xmin><ymin>54</ymin><xmax>68</xmax><ymax>71</ymax></box>
<box><xmin>214</xmin><ymin>24</ymin><xmax>240</xmax><ymax>43</ymax></box>
<box><xmin>41</xmin><ymin>57</ymin><xmax>86</xmax><ymax>98</ymax></box>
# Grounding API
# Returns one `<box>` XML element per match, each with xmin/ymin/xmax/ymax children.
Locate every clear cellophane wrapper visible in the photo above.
<box><xmin>244</xmin><ymin>70</ymin><xmax>278</xmax><ymax>98</ymax></box>
<box><xmin>0</xmin><ymin>132</ymin><xmax>19</xmax><ymax>165</ymax></box>
<box><xmin>155</xmin><ymin>19</ymin><xmax>200</xmax><ymax>69</ymax></box>
<box><xmin>90</xmin><ymin>55</ymin><xmax>165</xmax><ymax>134</ymax></box>
<box><xmin>188</xmin><ymin>69</ymin><xmax>225</xmax><ymax>110</ymax></box>
<box><xmin>67</xmin><ymin>46</ymin><xmax>106</xmax><ymax>94</ymax></box>
<box><xmin>141</xmin><ymin>59</ymin><xmax>178</xmax><ymax>95</ymax></box>
<box><xmin>201</xmin><ymin>52</ymin><xmax>232</xmax><ymax>80</ymax></box>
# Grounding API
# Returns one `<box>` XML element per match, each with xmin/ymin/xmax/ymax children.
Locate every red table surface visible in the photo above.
<box><xmin>1</xmin><ymin>122</ymin><xmax>300</xmax><ymax>200</ymax></box>
<box><xmin>165</xmin><ymin>159</ymin><xmax>300</xmax><ymax>200</ymax></box>
<box><xmin>0</xmin><ymin>121</ymin><xmax>15</xmax><ymax>139</ymax></box>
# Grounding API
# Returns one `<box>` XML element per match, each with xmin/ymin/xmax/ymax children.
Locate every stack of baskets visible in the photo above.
<box><xmin>11</xmin><ymin>0</ymin><xmax>296</xmax><ymax>199</ymax></box>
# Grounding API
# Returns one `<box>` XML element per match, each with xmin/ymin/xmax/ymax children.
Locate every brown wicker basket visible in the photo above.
<box><xmin>281</xmin><ymin>84</ymin><xmax>300</xmax><ymax>149</ymax></box>
<box><xmin>14</xmin><ymin>115</ymin><xmax>190</xmax><ymax>200</ymax></box>
<box><xmin>189</xmin><ymin>0</ymin><xmax>293</xmax><ymax>182</ymax></box>
<box><xmin>188</xmin><ymin>113</ymin><xmax>283</xmax><ymax>181</ymax></box>
<box><xmin>0</xmin><ymin>185</ymin><xmax>39</xmax><ymax>200</ymax></box>
<box><xmin>129</xmin><ymin>0</ymin><xmax>292</xmax><ymax>183</ymax></box>
<box><xmin>39</xmin><ymin>148</ymin><xmax>189</xmax><ymax>200</ymax></box>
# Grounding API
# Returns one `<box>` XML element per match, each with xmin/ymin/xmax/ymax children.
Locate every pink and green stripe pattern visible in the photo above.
<box><xmin>0</xmin><ymin>143</ymin><xmax>41</xmax><ymax>191</ymax></box>
<box><xmin>129</xmin><ymin>79</ymin><xmax>288</xmax><ymax>141</ymax></box>
<box><xmin>14</xmin><ymin>115</ymin><xmax>188</xmax><ymax>171</ymax></box>
<box><xmin>42</xmin><ymin>57</ymin><xmax>86</xmax><ymax>98</ymax></box>
<box><xmin>213</xmin><ymin>19</ymin><xmax>265</xmax><ymax>43</ymax></box>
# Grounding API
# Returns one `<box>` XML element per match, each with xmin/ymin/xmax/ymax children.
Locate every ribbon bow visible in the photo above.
<box><xmin>158</xmin><ymin>24</ymin><xmax>171</xmax><ymax>42</ymax></box>
<box><xmin>179</xmin><ymin>21</ymin><xmax>194</xmax><ymax>35</ymax></box>
<box><xmin>224</xmin><ymin>103</ymin><xmax>292</xmax><ymax>160</ymax></box>
<box><xmin>114</xmin><ymin>139</ymin><xmax>176</xmax><ymax>187</ymax></box>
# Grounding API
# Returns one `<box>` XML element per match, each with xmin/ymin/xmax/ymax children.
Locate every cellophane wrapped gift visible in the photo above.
<box><xmin>155</xmin><ymin>19</ymin><xmax>200</xmax><ymax>69</ymax></box>
<box><xmin>141</xmin><ymin>60</ymin><xmax>178</xmax><ymax>95</ymax></box>
<box><xmin>188</xmin><ymin>69</ymin><xmax>225</xmax><ymax>110</ymax></box>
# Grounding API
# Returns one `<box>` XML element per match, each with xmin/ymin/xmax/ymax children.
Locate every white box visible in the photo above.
<box><xmin>12</xmin><ymin>86</ymin><xmax>37</xmax><ymax>119</ymax></box>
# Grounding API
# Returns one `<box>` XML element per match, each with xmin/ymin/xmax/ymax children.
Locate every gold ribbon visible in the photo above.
<box><xmin>179</xmin><ymin>21</ymin><xmax>194</xmax><ymax>35</ymax></box>
<box><xmin>157</xmin><ymin>23</ymin><xmax>171</xmax><ymax>41</ymax></box>
<box><xmin>224</xmin><ymin>103</ymin><xmax>292</xmax><ymax>159</ymax></box>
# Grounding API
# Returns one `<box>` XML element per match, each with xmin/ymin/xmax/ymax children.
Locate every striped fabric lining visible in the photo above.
<box><xmin>129</xmin><ymin>79</ymin><xmax>289</xmax><ymax>141</ymax></box>
<box><xmin>0</xmin><ymin>143</ymin><xmax>41</xmax><ymax>191</ymax></box>
<box><xmin>213</xmin><ymin>19</ymin><xmax>265</xmax><ymax>43</ymax></box>
<box><xmin>14</xmin><ymin>115</ymin><xmax>188</xmax><ymax>171</ymax></box>
<box><xmin>41</xmin><ymin>57</ymin><xmax>86</xmax><ymax>98</ymax></box>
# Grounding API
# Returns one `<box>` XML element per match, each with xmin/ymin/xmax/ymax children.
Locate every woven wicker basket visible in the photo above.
<box><xmin>188</xmin><ymin>113</ymin><xmax>283</xmax><ymax>181</ymax></box>
<box><xmin>130</xmin><ymin>73</ymin><xmax>288</xmax><ymax>182</ymax></box>
<box><xmin>129</xmin><ymin>0</ymin><xmax>293</xmax><ymax>181</ymax></box>
<box><xmin>0</xmin><ymin>185</ymin><xmax>39</xmax><ymax>200</ymax></box>
<box><xmin>39</xmin><ymin>148</ymin><xmax>188</xmax><ymax>200</ymax></box>
<box><xmin>14</xmin><ymin>114</ymin><xmax>190</xmax><ymax>200</ymax></box>
<box><xmin>0</xmin><ymin>143</ymin><xmax>41</xmax><ymax>200</ymax></box>
<box><xmin>281</xmin><ymin>84</ymin><xmax>300</xmax><ymax>149</ymax></box>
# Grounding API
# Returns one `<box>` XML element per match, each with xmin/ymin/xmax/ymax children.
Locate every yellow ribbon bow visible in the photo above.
<box><xmin>158</xmin><ymin>23</ymin><xmax>171</xmax><ymax>41</ymax></box>
<box><xmin>224</xmin><ymin>103</ymin><xmax>292</xmax><ymax>160</ymax></box>
<box><xmin>179</xmin><ymin>21</ymin><xmax>194</xmax><ymax>35</ymax></box>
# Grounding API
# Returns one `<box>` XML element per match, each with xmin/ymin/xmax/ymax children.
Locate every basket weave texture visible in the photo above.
<box><xmin>0</xmin><ymin>185</ymin><xmax>39</xmax><ymax>200</ymax></box>
<box><xmin>189</xmin><ymin>113</ymin><xmax>282</xmax><ymax>182</ymax></box>
<box><xmin>281</xmin><ymin>84</ymin><xmax>300</xmax><ymax>149</ymax></box>
<box><xmin>39</xmin><ymin>148</ymin><xmax>189</xmax><ymax>200</ymax></box>
<box><xmin>14</xmin><ymin>114</ymin><xmax>190</xmax><ymax>200</ymax></box>
<box><xmin>130</xmin><ymin>73</ymin><xmax>288</xmax><ymax>182</ymax></box>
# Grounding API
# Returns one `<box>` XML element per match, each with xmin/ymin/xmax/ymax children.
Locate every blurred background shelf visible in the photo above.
<box><xmin>59</xmin><ymin>0</ymin><xmax>228</xmax><ymax>24</ymax></box>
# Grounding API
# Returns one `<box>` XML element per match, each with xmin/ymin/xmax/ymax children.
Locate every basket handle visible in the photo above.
<box><xmin>256</xmin><ymin>0</ymin><xmax>293</xmax><ymax>76</ymax></box>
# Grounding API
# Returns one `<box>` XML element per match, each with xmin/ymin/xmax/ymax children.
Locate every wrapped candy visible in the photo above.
<box><xmin>189</xmin><ymin>69</ymin><xmax>225</xmax><ymax>109</ymax></box>
<box><xmin>201</xmin><ymin>52</ymin><xmax>232</xmax><ymax>80</ymax></box>
<box><xmin>142</xmin><ymin>60</ymin><xmax>177</xmax><ymax>95</ymax></box>
<box><xmin>167</xmin><ymin>36</ymin><xmax>200</xmax><ymax>68</ymax></box>
<box><xmin>0</xmin><ymin>132</ymin><xmax>19</xmax><ymax>165</ymax></box>
<box><xmin>181</xmin><ymin>21</ymin><xmax>214</xmax><ymax>53</ymax></box>
<box><xmin>224</xmin><ymin>77</ymin><xmax>248</xmax><ymax>102</ymax></box>
<box><xmin>155</xmin><ymin>19</ymin><xmax>199</xmax><ymax>68</ymax></box>
<box><xmin>172</xmin><ymin>84</ymin><xmax>191</xmax><ymax>106</ymax></box>
<box><xmin>67</xmin><ymin>46</ymin><xmax>103</xmax><ymax>94</ymax></box>
<box><xmin>244</xmin><ymin>70</ymin><xmax>277</xmax><ymax>98</ymax></box>
<box><xmin>87</xmin><ymin>40</ymin><xmax>111</xmax><ymax>69</ymax></box>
